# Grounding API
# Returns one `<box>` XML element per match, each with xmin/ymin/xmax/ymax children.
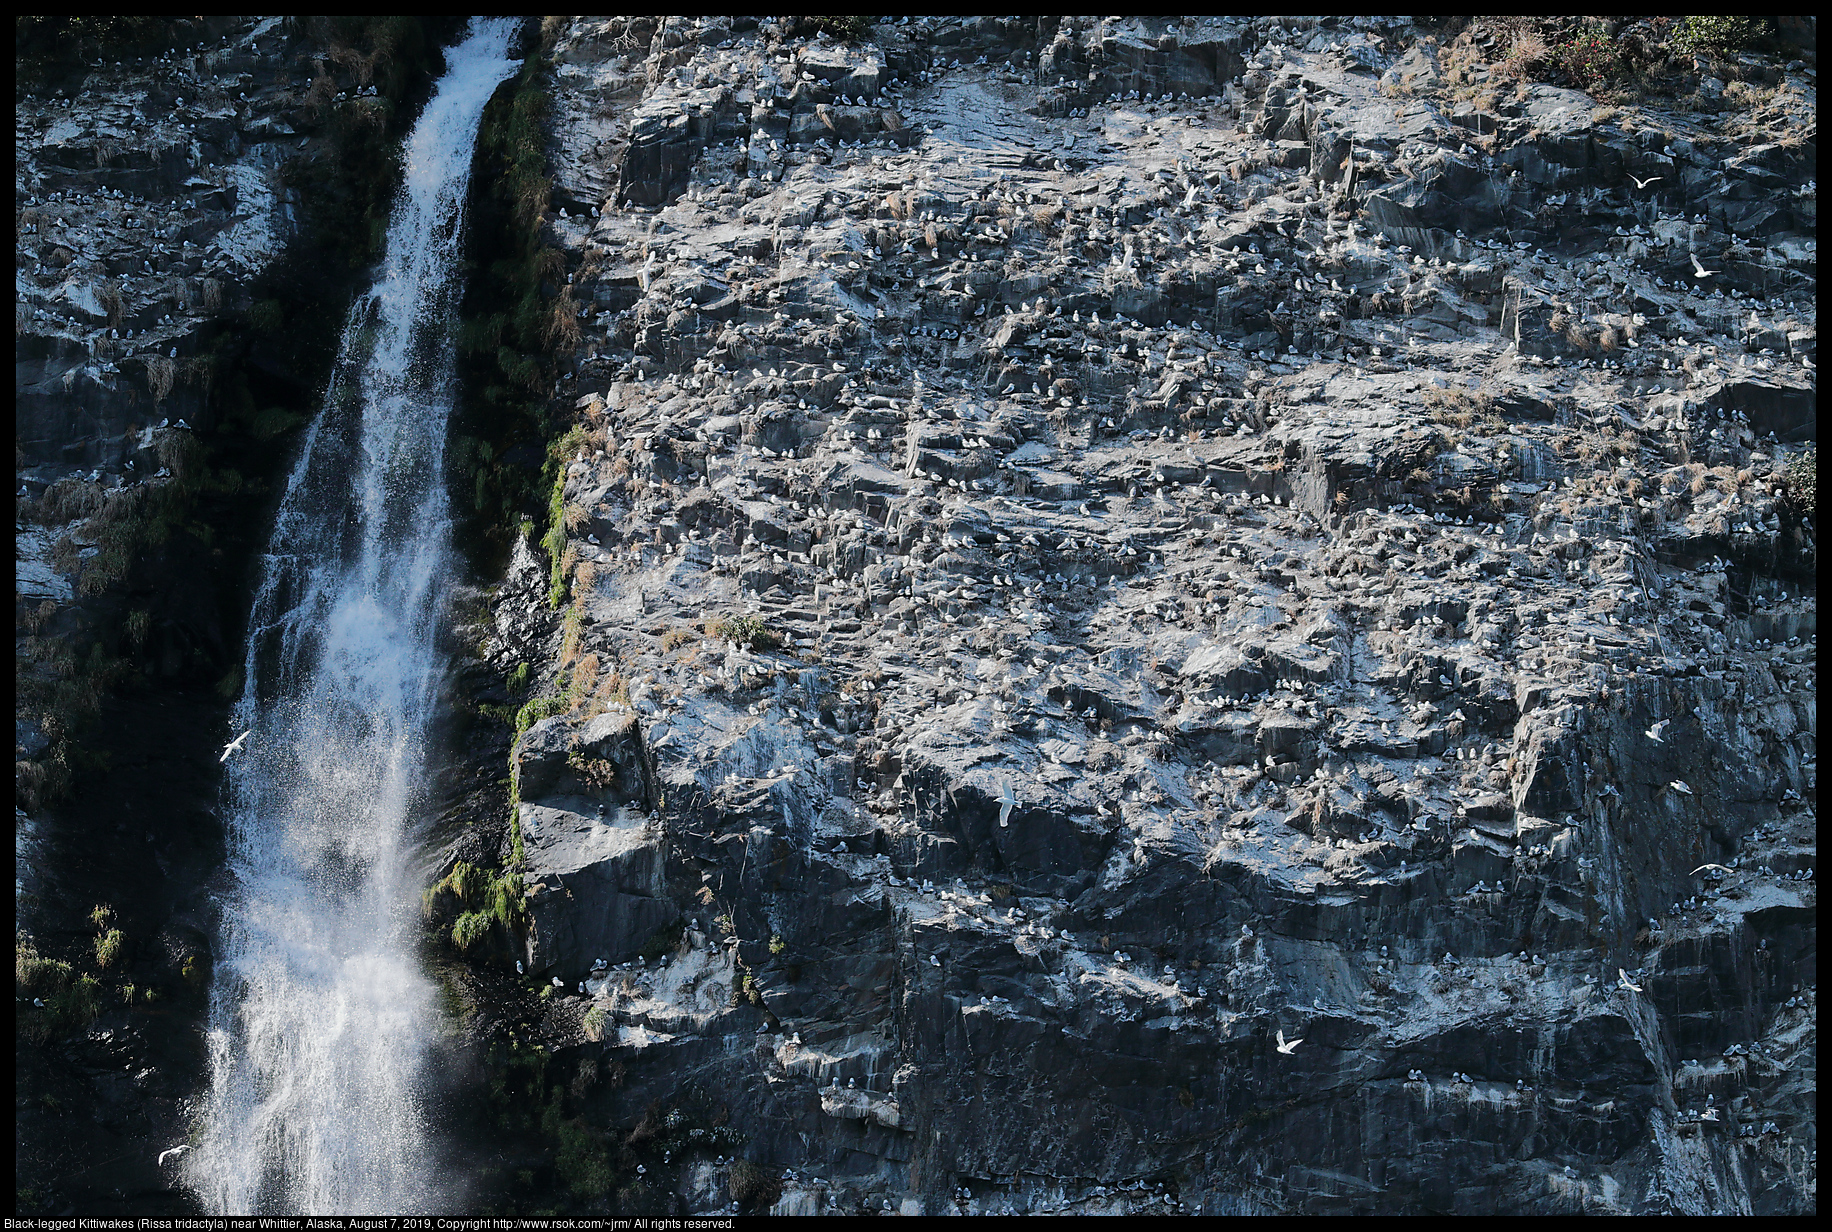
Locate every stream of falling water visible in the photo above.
<box><xmin>189</xmin><ymin>20</ymin><xmax>520</xmax><ymax>1214</ymax></box>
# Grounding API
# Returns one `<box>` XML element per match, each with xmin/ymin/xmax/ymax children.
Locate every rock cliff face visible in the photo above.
<box><xmin>14</xmin><ymin>14</ymin><xmax>1816</xmax><ymax>1219</ymax></box>
<box><xmin>458</xmin><ymin>16</ymin><xmax>1815</xmax><ymax>1216</ymax></box>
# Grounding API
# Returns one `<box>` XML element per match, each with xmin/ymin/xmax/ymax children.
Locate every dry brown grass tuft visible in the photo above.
<box><xmin>547</xmin><ymin>286</ymin><xmax>582</xmax><ymax>351</ymax></box>
<box><xmin>145</xmin><ymin>355</ymin><xmax>176</xmax><ymax>404</ymax></box>
<box><xmin>98</xmin><ymin>282</ymin><xmax>124</xmax><ymax>329</ymax></box>
<box><xmin>569</xmin><ymin>653</ymin><xmax>600</xmax><ymax>709</ymax></box>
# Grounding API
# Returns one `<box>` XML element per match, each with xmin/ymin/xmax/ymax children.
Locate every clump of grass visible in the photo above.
<box><xmin>16</xmin><ymin>933</ymin><xmax>104</xmax><ymax>1043</ymax></box>
<box><xmin>567</xmin><ymin>653</ymin><xmax>601</xmax><ymax>710</ymax></box>
<box><xmin>582</xmin><ymin>1004</ymin><xmax>608</xmax><ymax>1041</ymax></box>
<box><xmin>452</xmin><ymin>911</ymin><xmax>493</xmax><ymax>950</ymax></box>
<box><xmin>559</xmin><ymin>599</ymin><xmax>586</xmax><ymax>667</ymax></box>
<box><xmin>94</xmin><ymin>929</ymin><xmax>127</xmax><ymax>969</ymax></box>
<box><xmin>427</xmin><ymin>859</ymin><xmax>528</xmax><ymax>944</ymax></box>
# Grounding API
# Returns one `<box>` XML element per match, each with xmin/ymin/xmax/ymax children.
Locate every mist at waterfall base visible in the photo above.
<box><xmin>187</xmin><ymin>20</ymin><xmax>521</xmax><ymax>1215</ymax></box>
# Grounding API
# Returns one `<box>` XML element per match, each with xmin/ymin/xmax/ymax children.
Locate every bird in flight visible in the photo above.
<box><xmin>1276</xmin><ymin>1028</ymin><xmax>1303</xmax><ymax>1054</ymax></box>
<box><xmin>1690</xmin><ymin>863</ymin><xmax>1734</xmax><ymax>876</ymax></box>
<box><xmin>1645</xmin><ymin>719</ymin><xmax>1669</xmax><ymax>743</ymax></box>
<box><xmin>998</xmin><ymin>780</ymin><xmax>1016</xmax><ymax>828</ymax></box>
<box><xmin>1630</xmin><ymin>174</ymin><xmax>1662</xmax><ymax>189</ymax></box>
<box><xmin>158</xmin><ymin>1144</ymin><xmax>191</xmax><ymax>1167</ymax></box>
<box><xmin>1618</xmin><ymin>968</ymin><xmax>1643</xmax><ymax>993</ymax></box>
<box><xmin>219</xmin><ymin>729</ymin><xmax>251</xmax><ymax>763</ymax></box>
<box><xmin>1689</xmin><ymin>253</ymin><xmax>1718</xmax><ymax>279</ymax></box>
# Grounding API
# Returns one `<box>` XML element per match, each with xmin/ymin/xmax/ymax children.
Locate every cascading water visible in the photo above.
<box><xmin>189</xmin><ymin>20</ymin><xmax>521</xmax><ymax>1214</ymax></box>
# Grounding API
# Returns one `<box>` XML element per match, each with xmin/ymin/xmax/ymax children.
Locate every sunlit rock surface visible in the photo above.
<box><xmin>472</xmin><ymin>15</ymin><xmax>1815</xmax><ymax>1217</ymax></box>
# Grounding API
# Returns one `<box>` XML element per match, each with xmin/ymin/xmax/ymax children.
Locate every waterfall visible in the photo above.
<box><xmin>189</xmin><ymin>20</ymin><xmax>521</xmax><ymax>1214</ymax></box>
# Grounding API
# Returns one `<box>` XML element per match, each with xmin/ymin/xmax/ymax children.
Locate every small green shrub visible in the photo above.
<box><xmin>507</xmin><ymin>662</ymin><xmax>532</xmax><ymax>694</ymax></box>
<box><xmin>567</xmin><ymin>751</ymin><xmax>619</xmax><ymax>789</ymax></box>
<box><xmin>249</xmin><ymin>299</ymin><xmax>287</xmax><ymax>334</ymax></box>
<box><xmin>215</xmin><ymin>665</ymin><xmax>244</xmax><ymax>702</ymax></box>
<box><xmin>713</xmin><ymin>613</ymin><xmax>781</xmax><ymax>651</ymax></box>
<box><xmin>1782</xmin><ymin>447</ymin><xmax>1815</xmax><ymax>519</ymax></box>
<box><xmin>640</xmin><ymin>919</ymin><xmax>685</xmax><ymax>963</ymax></box>
<box><xmin>769</xmin><ymin>934</ymin><xmax>785</xmax><ymax>956</ymax></box>
<box><xmin>1552</xmin><ymin>28</ymin><xmax>1627</xmax><ymax>90</ymax></box>
<box><xmin>729</xmin><ymin>1158</ymin><xmax>784</xmax><ymax>1212</ymax></box>
<box><xmin>554</xmin><ymin>1105</ymin><xmax>616</xmax><ymax>1199</ymax></box>
<box><xmin>1671</xmin><ymin>16</ymin><xmax>1765</xmax><ymax>57</ymax></box>
<box><xmin>808</xmin><ymin>16</ymin><xmax>871</xmax><ymax>41</ymax></box>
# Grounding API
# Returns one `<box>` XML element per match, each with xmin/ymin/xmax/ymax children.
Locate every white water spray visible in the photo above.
<box><xmin>190</xmin><ymin>20</ymin><xmax>520</xmax><ymax>1214</ymax></box>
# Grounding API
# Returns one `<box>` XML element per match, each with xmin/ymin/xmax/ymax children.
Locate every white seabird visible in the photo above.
<box><xmin>1275</xmin><ymin>1029</ymin><xmax>1303</xmax><ymax>1055</ymax></box>
<box><xmin>1618</xmin><ymin>968</ymin><xmax>1643</xmax><ymax>993</ymax></box>
<box><xmin>998</xmin><ymin>780</ymin><xmax>1016</xmax><ymax>828</ymax></box>
<box><xmin>158</xmin><ymin>1144</ymin><xmax>191</xmax><ymax>1167</ymax></box>
<box><xmin>1645</xmin><ymin>720</ymin><xmax>1669</xmax><ymax>743</ymax></box>
<box><xmin>218</xmin><ymin>729</ymin><xmax>251</xmax><ymax>763</ymax></box>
